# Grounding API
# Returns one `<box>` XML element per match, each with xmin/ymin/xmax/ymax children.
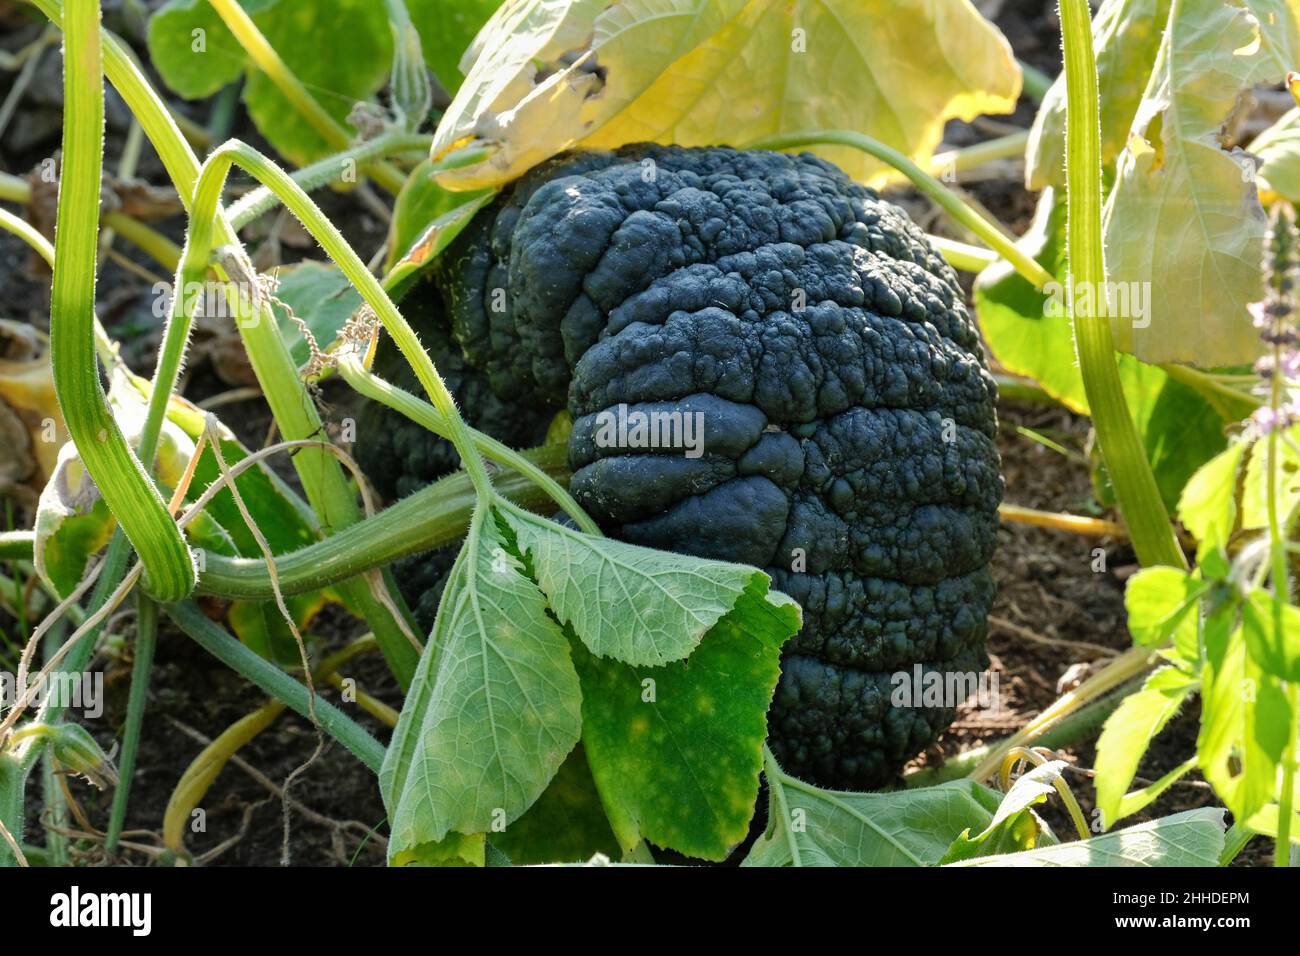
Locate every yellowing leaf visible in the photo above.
<box><xmin>1026</xmin><ymin>0</ymin><xmax>1172</xmax><ymax>190</ymax></box>
<box><xmin>431</xmin><ymin>0</ymin><xmax>1020</xmax><ymax>190</ymax></box>
<box><xmin>1102</xmin><ymin>0</ymin><xmax>1296</xmax><ymax>366</ymax></box>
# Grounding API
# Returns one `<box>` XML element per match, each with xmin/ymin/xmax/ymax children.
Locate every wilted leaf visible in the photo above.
<box><xmin>939</xmin><ymin>762</ymin><xmax>1060</xmax><ymax>863</ymax></box>
<box><xmin>431</xmin><ymin>0</ymin><xmax>1020</xmax><ymax>191</ymax></box>
<box><xmin>1102</xmin><ymin>0</ymin><xmax>1295</xmax><ymax>366</ymax></box>
<box><xmin>1249</xmin><ymin>106</ymin><xmax>1300</xmax><ymax>203</ymax></box>
<box><xmin>34</xmin><ymin>371</ymin><xmax>195</xmax><ymax>596</ymax></box>
<box><xmin>383</xmin><ymin>158</ymin><xmax>496</xmax><ymax>282</ymax></box>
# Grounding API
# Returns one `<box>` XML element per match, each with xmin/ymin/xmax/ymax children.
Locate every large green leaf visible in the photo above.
<box><xmin>1094</xmin><ymin>666</ymin><xmax>1198</xmax><ymax>828</ymax></box>
<box><xmin>380</xmin><ymin>510</ymin><xmax>583</xmax><ymax>859</ymax></box>
<box><xmin>1025</xmin><ymin>0</ymin><xmax>1172</xmax><ymax>190</ymax></box>
<box><xmin>745</xmin><ymin>756</ymin><xmax>1002</xmax><ymax>867</ymax></box>
<box><xmin>1101</xmin><ymin>0</ymin><xmax>1297</xmax><ymax>366</ymax></box>
<box><xmin>500</xmin><ymin>502</ymin><xmax>781</xmax><ymax>666</ymax></box>
<box><xmin>946</xmin><ymin>809</ymin><xmax>1227</xmax><ymax>867</ymax></box>
<box><xmin>430</xmin><ymin>0</ymin><xmax>1021</xmax><ymax>190</ymax></box>
<box><xmin>148</xmin><ymin>0</ymin><xmax>393</xmax><ymax>165</ymax></box>
<box><xmin>575</xmin><ymin>588</ymin><xmax>799</xmax><ymax>861</ymax></box>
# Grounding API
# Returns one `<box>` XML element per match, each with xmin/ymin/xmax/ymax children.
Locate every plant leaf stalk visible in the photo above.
<box><xmin>183</xmin><ymin>139</ymin><xmax>495</xmax><ymax>502</ymax></box>
<box><xmin>28</xmin><ymin>0</ymin><xmax>421</xmax><ymax>686</ymax></box>
<box><xmin>1057</xmin><ymin>0</ymin><xmax>1185</xmax><ymax>570</ymax></box>
<box><xmin>746</xmin><ymin>129</ymin><xmax>1054</xmax><ymax>290</ymax></box>
<box><xmin>49</xmin><ymin>0</ymin><xmax>195</xmax><ymax>602</ymax></box>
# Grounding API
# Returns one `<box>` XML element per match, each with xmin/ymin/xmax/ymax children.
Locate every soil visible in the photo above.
<box><xmin>0</xmin><ymin>0</ymin><xmax>1271</xmax><ymax>867</ymax></box>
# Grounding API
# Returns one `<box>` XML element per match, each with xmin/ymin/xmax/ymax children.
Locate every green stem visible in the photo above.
<box><xmin>0</xmin><ymin>533</ymin><xmax>33</xmax><ymax>563</ymax></box>
<box><xmin>336</xmin><ymin>354</ymin><xmax>597</xmax><ymax>533</ymax></box>
<box><xmin>185</xmin><ymin>140</ymin><xmax>495</xmax><ymax>501</ymax></box>
<box><xmin>205</xmin><ymin>0</ymin><xmax>405</xmax><ymax>194</ymax></box>
<box><xmin>928</xmin><ymin>131</ymin><xmax>1030</xmax><ymax>178</ymax></box>
<box><xmin>928</xmin><ymin>235</ymin><xmax>998</xmax><ymax>274</ymax></box>
<box><xmin>0</xmin><ymin>753</ymin><xmax>28</xmax><ymax>867</ymax></box>
<box><xmin>28</xmin><ymin>0</ymin><xmax>421</xmax><ymax>687</ymax></box>
<box><xmin>228</xmin><ymin>132</ymin><xmax>430</xmax><ymax>230</ymax></box>
<box><xmin>50</xmin><ymin>0</ymin><xmax>194</xmax><ymax>602</ymax></box>
<box><xmin>747</xmin><ymin>129</ymin><xmax>1053</xmax><ymax>290</ymax></box>
<box><xmin>167</xmin><ymin>602</ymin><xmax>385</xmax><ymax>774</ymax></box>
<box><xmin>1057</xmin><ymin>0</ymin><xmax>1186</xmax><ymax>571</ymax></box>
<box><xmin>198</xmin><ymin>445</ymin><xmax>567</xmax><ymax>600</ymax></box>
<box><xmin>104</xmin><ymin>592</ymin><xmax>157</xmax><ymax>855</ymax></box>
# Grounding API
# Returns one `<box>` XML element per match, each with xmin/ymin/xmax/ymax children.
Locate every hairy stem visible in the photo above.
<box><xmin>1057</xmin><ymin>0</ymin><xmax>1186</xmax><ymax>570</ymax></box>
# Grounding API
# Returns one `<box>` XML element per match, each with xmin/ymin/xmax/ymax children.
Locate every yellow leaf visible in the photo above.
<box><xmin>432</xmin><ymin>0</ymin><xmax>1021</xmax><ymax>190</ymax></box>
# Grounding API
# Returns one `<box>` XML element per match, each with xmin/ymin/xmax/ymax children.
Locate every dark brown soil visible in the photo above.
<box><xmin>0</xmin><ymin>0</ymin><xmax>1272</xmax><ymax>867</ymax></box>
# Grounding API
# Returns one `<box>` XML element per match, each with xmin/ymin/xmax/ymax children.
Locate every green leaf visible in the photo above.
<box><xmin>1094</xmin><ymin>667</ymin><xmax>1198</xmax><ymax>828</ymax></box>
<box><xmin>267</xmin><ymin>261</ymin><xmax>364</xmax><ymax>369</ymax></box>
<box><xmin>493</xmin><ymin>745</ymin><xmax>621</xmax><ymax>865</ymax></box>
<box><xmin>380</xmin><ymin>510</ymin><xmax>582</xmax><ymax>860</ymax></box>
<box><xmin>1025</xmin><ymin>0</ymin><xmax>1172</xmax><ymax>190</ymax></box>
<box><xmin>1240</xmin><ymin>425</ymin><xmax>1300</xmax><ymax>532</ymax></box>
<box><xmin>500</xmin><ymin>502</ymin><xmax>783</xmax><ymax>666</ymax></box>
<box><xmin>1102</xmin><ymin>0</ymin><xmax>1297</xmax><ymax>367</ymax></box>
<box><xmin>946</xmin><ymin>809</ymin><xmax>1227</xmax><ymax>867</ymax></box>
<box><xmin>974</xmin><ymin>188</ymin><xmax>1083</xmax><ymax>411</ymax></box>
<box><xmin>1241</xmin><ymin>590</ymin><xmax>1300</xmax><ymax>682</ymax></box>
<box><xmin>575</xmin><ymin>588</ymin><xmax>799</xmax><ymax>861</ymax></box>
<box><xmin>148</xmin><ymin>0</ymin><xmax>394</xmax><ymax>165</ymax></box>
<box><xmin>745</xmin><ymin>758</ymin><xmax>1003</xmax><ymax>867</ymax></box>
<box><xmin>939</xmin><ymin>761</ymin><xmax>1061</xmax><ymax>864</ymax></box>
<box><xmin>384</xmin><ymin>158</ymin><xmax>496</xmax><ymax>277</ymax></box>
<box><xmin>1178</xmin><ymin>439</ymin><xmax>1248</xmax><ymax>559</ymax></box>
<box><xmin>1123</xmin><ymin>567</ymin><xmax>1207</xmax><ymax>648</ymax></box>
<box><xmin>1250</xmin><ymin>106</ymin><xmax>1300</xmax><ymax>203</ymax></box>
<box><xmin>431</xmin><ymin>0</ymin><xmax>1021</xmax><ymax>190</ymax></box>
<box><xmin>1197</xmin><ymin>604</ymin><xmax>1290</xmax><ymax>822</ymax></box>
<box><xmin>405</xmin><ymin>0</ymin><xmax>501</xmax><ymax>94</ymax></box>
